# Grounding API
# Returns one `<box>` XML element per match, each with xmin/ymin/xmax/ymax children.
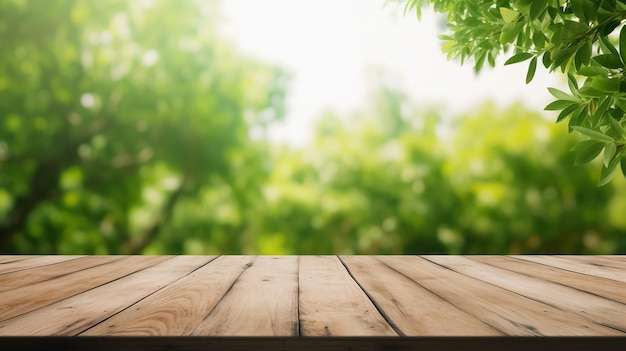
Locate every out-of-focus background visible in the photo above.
<box><xmin>0</xmin><ymin>0</ymin><xmax>624</xmax><ymax>255</ymax></box>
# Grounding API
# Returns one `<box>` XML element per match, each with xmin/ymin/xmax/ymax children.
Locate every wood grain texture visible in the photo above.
<box><xmin>560</xmin><ymin>255</ymin><xmax>626</xmax><ymax>269</ymax></box>
<box><xmin>340</xmin><ymin>256</ymin><xmax>502</xmax><ymax>336</ymax></box>
<box><xmin>82</xmin><ymin>255</ymin><xmax>249</xmax><ymax>336</ymax></box>
<box><xmin>298</xmin><ymin>256</ymin><xmax>397</xmax><ymax>336</ymax></box>
<box><xmin>379</xmin><ymin>256</ymin><xmax>622</xmax><ymax>336</ymax></box>
<box><xmin>191</xmin><ymin>256</ymin><xmax>299</xmax><ymax>336</ymax></box>
<box><xmin>0</xmin><ymin>255</ymin><xmax>82</xmax><ymax>274</ymax></box>
<box><xmin>427</xmin><ymin>255</ymin><xmax>626</xmax><ymax>332</ymax></box>
<box><xmin>0</xmin><ymin>255</ymin><xmax>624</xmax><ymax>339</ymax></box>
<box><xmin>0</xmin><ymin>256</ymin><xmax>120</xmax><ymax>293</ymax></box>
<box><xmin>472</xmin><ymin>256</ymin><xmax>626</xmax><ymax>304</ymax></box>
<box><xmin>0</xmin><ymin>255</ymin><xmax>167</xmax><ymax>322</ymax></box>
<box><xmin>0</xmin><ymin>256</ymin><xmax>210</xmax><ymax>336</ymax></box>
<box><xmin>516</xmin><ymin>255</ymin><xmax>626</xmax><ymax>283</ymax></box>
<box><xmin>0</xmin><ymin>255</ymin><xmax>35</xmax><ymax>264</ymax></box>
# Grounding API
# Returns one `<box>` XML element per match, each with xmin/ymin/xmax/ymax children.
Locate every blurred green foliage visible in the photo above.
<box><xmin>1</xmin><ymin>0</ymin><xmax>624</xmax><ymax>254</ymax></box>
<box><xmin>0</xmin><ymin>0</ymin><xmax>287</xmax><ymax>253</ymax></box>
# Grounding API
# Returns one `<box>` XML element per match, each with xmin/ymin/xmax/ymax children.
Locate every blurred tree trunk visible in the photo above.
<box><xmin>121</xmin><ymin>179</ymin><xmax>187</xmax><ymax>254</ymax></box>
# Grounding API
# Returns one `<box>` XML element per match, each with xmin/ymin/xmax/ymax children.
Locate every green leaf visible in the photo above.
<box><xmin>500</xmin><ymin>7</ymin><xmax>520</xmax><ymax>23</ymax></box>
<box><xmin>574</xmin><ymin>140</ymin><xmax>605</xmax><ymax>165</ymax></box>
<box><xmin>571</xmin><ymin>126</ymin><xmax>615</xmax><ymax>142</ymax></box>
<box><xmin>571</xmin><ymin>139</ymin><xmax>602</xmax><ymax>152</ymax></box>
<box><xmin>526</xmin><ymin>57</ymin><xmax>537</xmax><ymax>84</ymax></box>
<box><xmin>577</xmin><ymin>66</ymin><xmax>607</xmax><ymax>77</ymax></box>
<box><xmin>532</xmin><ymin>32</ymin><xmax>545</xmax><ymax>48</ymax></box>
<box><xmin>542</xmin><ymin>51</ymin><xmax>552</xmax><ymax>69</ymax></box>
<box><xmin>567</xmin><ymin>74</ymin><xmax>579</xmax><ymax>92</ymax></box>
<box><xmin>548</xmin><ymin>87</ymin><xmax>577</xmax><ymax>101</ymax></box>
<box><xmin>608</xmin><ymin>117</ymin><xmax>625</xmax><ymax>139</ymax></box>
<box><xmin>591</xmin><ymin>77</ymin><xmax>621</xmax><ymax>92</ymax></box>
<box><xmin>551</xmin><ymin>48</ymin><xmax>575</xmax><ymax>70</ymax></box>
<box><xmin>622</xmin><ymin>157</ymin><xmax>626</xmax><ymax>177</ymax></box>
<box><xmin>604</xmin><ymin>142</ymin><xmax>617</xmax><ymax>166</ymax></box>
<box><xmin>557</xmin><ymin>103</ymin><xmax>581</xmax><ymax>123</ymax></box>
<box><xmin>578</xmin><ymin>86</ymin><xmax>608</xmax><ymax>97</ymax></box>
<box><xmin>529</xmin><ymin>0</ymin><xmax>546</xmax><ymax>20</ymax></box>
<box><xmin>569</xmin><ymin>104</ymin><xmax>588</xmax><ymax>128</ymax></box>
<box><xmin>621</xmin><ymin>25</ymin><xmax>626</xmax><ymax>64</ymax></box>
<box><xmin>504</xmin><ymin>53</ymin><xmax>533</xmax><ymax>65</ymax></box>
<box><xmin>499</xmin><ymin>21</ymin><xmax>523</xmax><ymax>44</ymax></box>
<box><xmin>600</xmin><ymin>36</ymin><xmax>620</xmax><ymax>56</ymax></box>
<box><xmin>593</xmin><ymin>54</ymin><xmax>623</xmax><ymax>69</ymax></box>
<box><xmin>570</xmin><ymin>0</ymin><xmax>597</xmax><ymax>22</ymax></box>
<box><xmin>598</xmin><ymin>156</ymin><xmax>620</xmax><ymax>186</ymax></box>
<box><xmin>592</xmin><ymin>97</ymin><xmax>612</xmax><ymax>126</ymax></box>
<box><xmin>575</xmin><ymin>41</ymin><xmax>592</xmax><ymax>67</ymax></box>
<box><xmin>475</xmin><ymin>51</ymin><xmax>487</xmax><ymax>73</ymax></box>
<box><xmin>545</xmin><ymin>100</ymin><xmax>577</xmax><ymax>111</ymax></box>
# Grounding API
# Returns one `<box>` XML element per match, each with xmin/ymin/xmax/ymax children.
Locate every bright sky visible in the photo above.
<box><xmin>219</xmin><ymin>0</ymin><xmax>564</xmax><ymax>146</ymax></box>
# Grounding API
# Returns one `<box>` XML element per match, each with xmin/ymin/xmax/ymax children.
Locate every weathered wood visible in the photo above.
<box><xmin>472</xmin><ymin>255</ymin><xmax>626</xmax><ymax>304</ymax></box>
<box><xmin>0</xmin><ymin>255</ymin><xmax>35</xmax><ymax>264</ymax></box>
<box><xmin>0</xmin><ymin>256</ymin><xmax>210</xmax><ymax>335</ymax></box>
<box><xmin>560</xmin><ymin>255</ymin><xmax>626</xmax><ymax>269</ymax></box>
<box><xmin>427</xmin><ymin>255</ymin><xmax>626</xmax><ymax>332</ymax></box>
<box><xmin>379</xmin><ymin>256</ymin><xmax>622</xmax><ymax>336</ymax></box>
<box><xmin>298</xmin><ymin>256</ymin><xmax>397</xmax><ymax>336</ymax></box>
<box><xmin>0</xmin><ymin>255</ymin><xmax>168</xmax><ymax>321</ymax></box>
<box><xmin>516</xmin><ymin>255</ymin><xmax>626</xmax><ymax>283</ymax></box>
<box><xmin>191</xmin><ymin>256</ymin><xmax>299</xmax><ymax>336</ymax></box>
<box><xmin>82</xmin><ymin>255</ymin><xmax>248</xmax><ymax>336</ymax></box>
<box><xmin>340</xmin><ymin>256</ymin><xmax>502</xmax><ymax>336</ymax></box>
<box><xmin>0</xmin><ymin>254</ymin><xmax>624</xmax><ymax>342</ymax></box>
<box><xmin>0</xmin><ymin>256</ymin><xmax>120</xmax><ymax>293</ymax></box>
<box><xmin>0</xmin><ymin>255</ymin><xmax>82</xmax><ymax>274</ymax></box>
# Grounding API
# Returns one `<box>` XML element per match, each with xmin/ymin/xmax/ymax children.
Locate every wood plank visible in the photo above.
<box><xmin>298</xmin><ymin>256</ymin><xmax>397</xmax><ymax>336</ymax></box>
<box><xmin>516</xmin><ymin>255</ymin><xmax>626</xmax><ymax>283</ymax></box>
<box><xmin>340</xmin><ymin>256</ymin><xmax>502</xmax><ymax>336</ymax></box>
<box><xmin>427</xmin><ymin>256</ymin><xmax>626</xmax><ymax>333</ymax></box>
<box><xmin>379</xmin><ymin>256</ymin><xmax>622</xmax><ymax>336</ymax></box>
<box><xmin>0</xmin><ymin>255</ymin><xmax>83</xmax><ymax>275</ymax></box>
<box><xmin>0</xmin><ymin>256</ymin><xmax>120</xmax><ymax>293</ymax></box>
<box><xmin>472</xmin><ymin>256</ymin><xmax>626</xmax><ymax>304</ymax></box>
<box><xmin>190</xmin><ymin>256</ymin><xmax>299</xmax><ymax>336</ymax></box>
<box><xmin>81</xmin><ymin>256</ymin><xmax>251</xmax><ymax>336</ymax></box>
<box><xmin>0</xmin><ymin>256</ymin><xmax>35</xmax><ymax>264</ymax></box>
<box><xmin>0</xmin><ymin>255</ymin><xmax>167</xmax><ymax>321</ymax></box>
<box><xmin>559</xmin><ymin>255</ymin><xmax>626</xmax><ymax>269</ymax></box>
<box><xmin>0</xmin><ymin>256</ymin><xmax>211</xmax><ymax>336</ymax></box>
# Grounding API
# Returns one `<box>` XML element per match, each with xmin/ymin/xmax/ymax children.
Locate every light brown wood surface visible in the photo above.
<box><xmin>0</xmin><ymin>256</ymin><xmax>119</xmax><ymax>293</ymax></box>
<box><xmin>191</xmin><ymin>256</ymin><xmax>299</xmax><ymax>336</ymax></box>
<box><xmin>0</xmin><ymin>255</ymin><xmax>624</xmax><ymax>337</ymax></box>
<box><xmin>427</xmin><ymin>255</ymin><xmax>626</xmax><ymax>332</ymax></box>
<box><xmin>471</xmin><ymin>255</ymin><xmax>626</xmax><ymax>304</ymax></box>
<box><xmin>298</xmin><ymin>256</ymin><xmax>396</xmax><ymax>336</ymax></box>
<box><xmin>515</xmin><ymin>255</ymin><xmax>626</xmax><ymax>282</ymax></box>
<box><xmin>0</xmin><ymin>255</ymin><xmax>82</xmax><ymax>274</ymax></box>
<box><xmin>339</xmin><ymin>255</ymin><xmax>502</xmax><ymax>336</ymax></box>
<box><xmin>0</xmin><ymin>256</ymin><xmax>210</xmax><ymax>335</ymax></box>
<box><xmin>82</xmin><ymin>255</ymin><xmax>245</xmax><ymax>336</ymax></box>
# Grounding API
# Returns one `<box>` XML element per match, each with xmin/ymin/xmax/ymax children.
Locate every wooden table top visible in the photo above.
<box><xmin>0</xmin><ymin>255</ymin><xmax>624</xmax><ymax>350</ymax></box>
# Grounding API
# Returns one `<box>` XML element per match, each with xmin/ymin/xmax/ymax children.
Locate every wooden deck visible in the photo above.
<box><xmin>0</xmin><ymin>255</ymin><xmax>624</xmax><ymax>350</ymax></box>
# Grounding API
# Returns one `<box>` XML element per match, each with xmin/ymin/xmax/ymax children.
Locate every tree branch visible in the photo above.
<box><xmin>121</xmin><ymin>179</ymin><xmax>187</xmax><ymax>255</ymax></box>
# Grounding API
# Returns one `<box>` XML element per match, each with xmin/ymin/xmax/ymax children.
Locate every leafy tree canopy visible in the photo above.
<box><xmin>0</xmin><ymin>0</ymin><xmax>287</xmax><ymax>253</ymax></box>
<box><xmin>400</xmin><ymin>0</ymin><xmax>626</xmax><ymax>185</ymax></box>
